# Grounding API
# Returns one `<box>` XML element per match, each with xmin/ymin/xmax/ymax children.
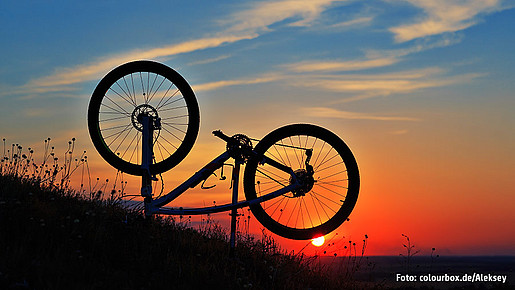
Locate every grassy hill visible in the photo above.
<box><xmin>0</xmin><ymin>173</ymin><xmax>353</xmax><ymax>289</ymax></box>
<box><xmin>3</xmin><ymin>142</ymin><xmax>512</xmax><ymax>290</ymax></box>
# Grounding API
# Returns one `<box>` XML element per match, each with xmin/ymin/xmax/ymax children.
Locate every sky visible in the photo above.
<box><xmin>1</xmin><ymin>0</ymin><xmax>514</xmax><ymax>256</ymax></box>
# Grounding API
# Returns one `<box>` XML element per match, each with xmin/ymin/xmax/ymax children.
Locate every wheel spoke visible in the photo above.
<box><xmin>113</xmin><ymin>127</ymin><xmax>135</xmax><ymax>154</ymax></box>
<box><xmin>316</xmin><ymin>180</ymin><xmax>348</xmax><ymax>190</ymax></box>
<box><xmin>314</xmin><ymin>151</ymin><xmax>340</xmax><ymax>171</ymax></box>
<box><xmin>255</xmin><ymin>167</ymin><xmax>288</xmax><ymax>188</ymax></box>
<box><xmin>157</xmin><ymin>134</ymin><xmax>179</xmax><ymax>150</ymax></box>
<box><xmin>113</xmin><ymin>79</ymin><xmax>137</xmax><ymax>107</ymax></box>
<box><xmin>269</xmin><ymin>145</ymin><xmax>288</xmax><ymax>167</ymax></box>
<box><xmin>264</xmin><ymin>196</ymin><xmax>287</xmax><ymax>218</ymax></box>
<box><xmin>128</xmin><ymin>133</ymin><xmax>141</xmax><ymax>164</ymax></box>
<box><xmin>302</xmin><ymin>197</ymin><xmax>314</xmax><ymax>229</ymax></box>
<box><xmin>256</xmin><ymin>164</ymin><xmax>288</xmax><ymax>182</ymax></box>
<box><xmin>160</xmin><ymin>126</ymin><xmax>185</xmax><ymax>143</ymax></box>
<box><xmin>279</xmin><ymin>139</ymin><xmax>293</xmax><ymax>168</ymax></box>
<box><xmin>99</xmin><ymin>115</ymin><xmax>130</xmax><ymax>123</ymax></box>
<box><xmin>161</xmin><ymin>122</ymin><xmax>187</xmax><ymax>135</ymax></box>
<box><xmin>313</xmin><ymin>146</ymin><xmax>335</xmax><ymax>171</ymax></box>
<box><xmin>159</xmin><ymin>104</ymin><xmax>188</xmax><ymax>112</ymax></box>
<box><xmin>309</xmin><ymin>193</ymin><xmax>323</xmax><ymax>226</ymax></box>
<box><xmin>103</xmin><ymin>94</ymin><xmax>132</xmax><ymax>116</ymax></box>
<box><xmin>119</xmin><ymin>130</ymin><xmax>140</xmax><ymax>160</ymax></box>
<box><xmin>290</xmin><ymin>136</ymin><xmax>302</xmax><ymax>169</ymax></box>
<box><xmin>316</xmin><ymin>160</ymin><xmax>344</xmax><ymax>174</ymax></box>
<box><xmin>155</xmin><ymin>141</ymin><xmax>165</xmax><ymax>161</ymax></box>
<box><xmin>160</xmin><ymin>114</ymin><xmax>189</xmax><ymax>120</ymax></box>
<box><xmin>130</xmin><ymin>73</ymin><xmax>136</xmax><ymax>104</ymax></box>
<box><xmin>104</xmin><ymin>123</ymin><xmax>132</xmax><ymax>143</ymax></box>
<box><xmin>309</xmin><ymin>190</ymin><xmax>334</xmax><ymax>220</ymax></box>
<box><xmin>156</xmin><ymin>88</ymin><xmax>180</xmax><ymax>110</ymax></box>
<box><xmin>146</xmin><ymin>73</ymin><xmax>160</xmax><ymax>104</ymax></box>
<box><xmin>155</xmin><ymin>139</ymin><xmax>173</xmax><ymax>156</ymax></box>
<box><xmin>122</xmin><ymin>75</ymin><xmax>137</xmax><ymax>106</ymax></box>
<box><xmin>286</xmin><ymin>198</ymin><xmax>300</xmax><ymax>227</ymax></box>
<box><xmin>101</xmin><ymin>123</ymin><xmax>134</xmax><ymax>132</ymax></box>
<box><xmin>147</xmin><ymin>74</ymin><xmax>166</xmax><ymax>104</ymax></box>
<box><xmin>317</xmin><ymin>169</ymin><xmax>348</xmax><ymax>181</ymax></box>
<box><xmin>100</xmin><ymin>102</ymin><xmax>131</xmax><ymax>117</ymax></box>
<box><xmin>312</xmin><ymin>141</ymin><xmax>327</xmax><ymax>168</ymax></box>
<box><xmin>313</xmin><ymin>182</ymin><xmax>347</xmax><ymax>200</ymax></box>
<box><xmin>139</xmin><ymin>72</ymin><xmax>147</xmax><ymax>103</ymax></box>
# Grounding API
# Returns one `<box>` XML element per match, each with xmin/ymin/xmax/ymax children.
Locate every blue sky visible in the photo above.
<box><xmin>2</xmin><ymin>1</ymin><xmax>514</xmax><ymax>135</ymax></box>
<box><xmin>1</xmin><ymin>0</ymin><xmax>514</xmax><ymax>254</ymax></box>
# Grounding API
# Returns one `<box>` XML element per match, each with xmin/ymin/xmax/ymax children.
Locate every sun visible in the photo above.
<box><xmin>311</xmin><ymin>236</ymin><xmax>325</xmax><ymax>247</ymax></box>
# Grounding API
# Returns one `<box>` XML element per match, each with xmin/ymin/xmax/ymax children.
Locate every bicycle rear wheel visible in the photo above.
<box><xmin>88</xmin><ymin>60</ymin><xmax>200</xmax><ymax>175</ymax></box>
<box><xmin>243</xmin><ymin>124</ymin><xmax>360</xmax><ymax>240</ymax></box>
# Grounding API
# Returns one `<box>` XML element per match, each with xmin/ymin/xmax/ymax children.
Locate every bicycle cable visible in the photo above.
<box><xmin>250</xmin><ymin>137</ymin><xmax>314</xmax><ymax>151</ymax></box>
<box><xmin>151</xmin><ymin>122</ymin><xmax>165</xmax><ymax>199</ymax></box>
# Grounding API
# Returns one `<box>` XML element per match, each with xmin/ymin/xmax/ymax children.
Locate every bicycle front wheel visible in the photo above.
<box><xmin>243</xmin><ymin>124</ymin><xmax>360</xmax><ymax>240</ymax></box>
<box><xmin>88</xmin><ymin>60</ymin><xmax>200</xmax><ymax>175</ymax></box>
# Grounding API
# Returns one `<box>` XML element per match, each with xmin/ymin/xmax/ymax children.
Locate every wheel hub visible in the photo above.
<box><xmin>289</xmin><ymin>169</ymin><xmax>315</xmax><ymax>197</ymax></box>
<box><xmin>132</xmin><ymin>104</ymin><xmax>160</xmax><ymax>131</ymax></box>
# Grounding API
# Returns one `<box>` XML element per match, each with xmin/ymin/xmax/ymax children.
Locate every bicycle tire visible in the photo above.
<box><xmin>88</xmin><ymin>60</ymin><xmax>200</xmax><ymax>176</ymax></box>
<box><xmin>243</xmin><ymin>124</ymin><xmax>360</xmax><ymax>240</ymax></box>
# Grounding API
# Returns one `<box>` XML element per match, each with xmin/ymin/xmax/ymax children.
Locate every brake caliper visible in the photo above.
<box><xmin>289</xmin><ymin>149</ymin><xmax>315</xmax><ymax>197</ymax></box>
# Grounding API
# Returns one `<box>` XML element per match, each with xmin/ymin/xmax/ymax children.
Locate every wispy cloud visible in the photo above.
<box><xmin>283</xmin><ymin>34</ymin><xmax>463</xmax><ymax>74</ymax></box>
<box><xmin>283</xmin><ymin>56</ymin><xmax>400</xmax><ymax>73</ymax></box>
<box><xmin>328</xmin><ymin>16</ymin><xmax>373</xmax><ymax>29</ymax></box>
<box><xmin>192</xmin><ymin>63</ymin><xmax>481</xmax><ymax>99</ymax></box>
<box><xmin>193</xmin><ymin>74</ymin><xmax>281</xmax><ymax>91</ymax></box>
<box><xmin>222</xmin><ymin>0</ymin><xmax>345</xmax><ymax>33</ymax></box>
<box><xmin>302</xmin><ymin>107</ymin><xmax>421</xmax><ymax>121</ymax></box>
<box><xmin>188</xmin><ymin>54</ymin><xmax>232</xmax><ymax>66</ymax></box>
<box><xmin>389</xmin><ymin>129</ymin><xmax>409</xmax><ymax>135</ymax></box>
<box><xmin>26</xmin><ymin>34</ymin><xmax>255</xmax><ymax>90</ymax></box>
<box><xmin>21</xmin><ymin>0</ymin><xmax>347</xmax><ymax>96</ymax></box>
<box><xmin>390</xmin><ymin>0</ymin><xmax>509</xmax><ymax>42</ymax></box>
<box><xmin>23</xmin><ymin>107</ymin><xmax>52</xmax><ymax>118</ymax></box>
<box><xmin>280</xmin><ymin>32</ymin><xmax>478</xmax><ymax>102</ymax></box>
<box><xmin>290</xmin><ymin>68</ymin><xmax>483</xmax><ymax>102</ymax></box>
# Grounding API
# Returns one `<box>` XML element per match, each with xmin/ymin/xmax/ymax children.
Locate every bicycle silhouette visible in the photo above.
<box><xmin>88</xmin><ymin>60</ymin><xmax>360</xmax><ymax>240</ymax></box>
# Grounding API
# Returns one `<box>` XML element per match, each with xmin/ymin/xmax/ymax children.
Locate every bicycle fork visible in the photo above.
<box><xmin>140</xmin><ymin>114</ymin><xmax>160</xmax><ymax>214</ymax></box>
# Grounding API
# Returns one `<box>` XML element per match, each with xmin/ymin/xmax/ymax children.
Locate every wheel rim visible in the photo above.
<box><xmin>251</xmin><ymin>132</ymin><xmax>354</xmax><ymax>234</ymax></box>
<box><xmin>89</xmin><ymin>61</ymin><xmax>199</xmax><ymax>175</ymax></box>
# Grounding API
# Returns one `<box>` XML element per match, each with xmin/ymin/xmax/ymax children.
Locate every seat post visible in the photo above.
<box><xmin>229</xmin><ymin>160</ymin><xmax>242</xmax><ymax>257</ymax></box>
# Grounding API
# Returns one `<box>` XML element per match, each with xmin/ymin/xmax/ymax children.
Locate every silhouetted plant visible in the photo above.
<box><xmin>400</xmin><ymin>233</ymin><xmax>420</xmax><ymax>273</ymax></box>
<box><xmin>430</xmin><ymin>247</ymin><xmax>439</xmax><ymax>273</ymax></box>
<box><xmin>1</xmin><ymin>138</ymin><xmax>124</xmax><ymax>202</ymax></box>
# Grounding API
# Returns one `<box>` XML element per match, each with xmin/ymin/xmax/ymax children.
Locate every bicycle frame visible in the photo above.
<box><xmin>144</xmin><ymin>150</ymin><xmax>300</xmax><ymax>216</ymax></box>
<box><xmin>140</xmin><ymin>115</ymin><xmax>301</xmax><ymax>218</ymax></box>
